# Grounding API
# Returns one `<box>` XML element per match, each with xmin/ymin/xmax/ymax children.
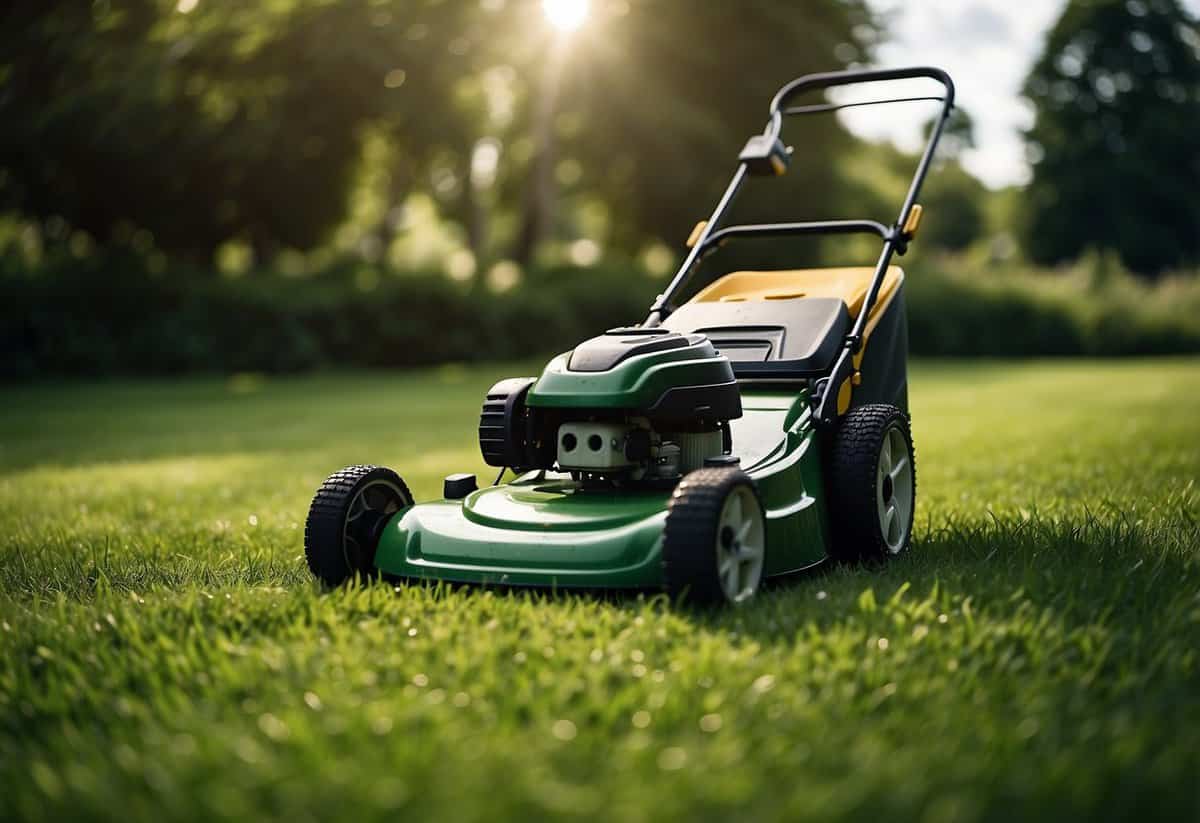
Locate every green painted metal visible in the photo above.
<box><xmin>463</xmin><ymin>479</ymin><xmax>668</xmax><ymax>531</ymax></box>
<box><xmin>526</xmin><ymin>348</ymin><xmax>736</xmax><ymax>410</ymax></box>
<box><xmin>373</xmin><ymin>484</ymin><xmax>669</xmax><ymax>588</ymax></box>
<box><xmin>737</xmin><ymin>390</ymin><xmax>831</xmax><ymax>574</ymax></box>
<box><xmin>372</xmin><ymin>387</ymin><xmax>833</xmax><ymax>588</ymax></box>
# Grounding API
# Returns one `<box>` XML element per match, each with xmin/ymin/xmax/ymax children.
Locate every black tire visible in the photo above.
<box><xmin>304</xmin><ymin>465</ymin><xmax>412</xmax><ymax>586</ymax></box>
<box><xmin>827</xmin><ymin>404</ymin><xmax>916</xmax><ymax>562</ymax></box>
<box><xmin>662</xmin><ymin>467</ymin><xmax>767</xmax><ymax>605</ymax></box>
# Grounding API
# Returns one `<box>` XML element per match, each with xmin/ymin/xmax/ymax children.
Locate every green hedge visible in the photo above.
<box><xmin>2</xmin><ymin>253</ymin><xmax>1198</xmax><ymax>379</ymax></box>
<box><xmin>904</xmin><ymin>257</ymin><xmax>1200</xmax><ymax>357</ymax></box>
<box><xmin>0</xmin><ymin>255</ymin><xmax>663</xmax><ymax>379</ymax></box>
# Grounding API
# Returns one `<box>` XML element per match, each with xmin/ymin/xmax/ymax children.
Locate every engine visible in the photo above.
<box><xmin>554</xmin><ymin>419</ymin><xmax>727</xmax><ymax>480</ymax></box>
<box><xmin>479</xmin><ymin>328</ymin><xmax>741</xmax><ymax>486</ymax></box>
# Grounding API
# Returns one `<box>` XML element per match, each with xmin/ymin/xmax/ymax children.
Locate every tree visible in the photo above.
<box><xmin>501</xmin><ymin>0</ymin><xmax>878</xmax><ymax>262</ymax></box>
<box><xmin>1020</xmin><ymin>0</ymin><xmax>1200</xmax><ymax>276</ymax></box>
<box><xmin>0</xmin><ymin>0</ymin><xmax>879</xmax><ymax>269</ymax></box>
<box><xmin>918</xmin><ymin>163</ymin><xmax>987</xmax><ymax>251</ymax></box>
<box><xmin>917</xmin><ymin>108</ymin><xmax>987</xmax><ymax>251</ymax></box>
<box><xmin>839</xmin><ymin>122</ymin><xmax>988</xmax><ymax>257</ymax></box>
<box><xmin>924</xmin><ymin>107</ymin><xmax>977</xmax><ymax>159</ymax></box>
<box><xmin>0</xmin><ymin>0</ymin><xmax>479</xmax><ymax>264</ymax></box>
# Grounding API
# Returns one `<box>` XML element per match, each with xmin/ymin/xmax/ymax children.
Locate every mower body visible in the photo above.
<box><xmin>373</xmin><ymin>265</ymin><xmax>910</xmax><ymax>589</ymax></box>
<box><xmin>305</xmin><ymin>66</ymin><xmax>952</xmax><ymax>603</ymax></box>
<box><xmin>373</xmin><ymin>390</ymin><xmax>826</xmax><ymax>587</ymax></box>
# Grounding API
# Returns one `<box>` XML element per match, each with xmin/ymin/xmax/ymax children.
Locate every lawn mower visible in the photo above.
<box><xmin>305</xmin><ymin>66</ymin><xmax>955</xmax><ymax>605</ymax></box>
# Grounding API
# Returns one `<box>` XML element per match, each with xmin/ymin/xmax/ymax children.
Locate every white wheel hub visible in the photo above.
<box><xmin>715</xmin><ymin>485</ymin><xmax>765</xmax><ymax>603</ymax></box>
<box><xmin>875</xmin><ymin>426</ymin><xmax>913</xmax><ymax>553</ymax></box>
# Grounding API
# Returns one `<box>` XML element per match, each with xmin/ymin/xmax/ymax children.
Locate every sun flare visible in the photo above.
<box><xmin>542</xmin><ymin>0</ymin><xmax>590</xmax><ymax>33</ymax></box>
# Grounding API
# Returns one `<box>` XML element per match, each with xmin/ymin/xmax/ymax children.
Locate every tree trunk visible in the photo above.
<box><xmin>512</xmin><ymin>50</ymin><xmax>565</xmax><ymax>266</ymax></box>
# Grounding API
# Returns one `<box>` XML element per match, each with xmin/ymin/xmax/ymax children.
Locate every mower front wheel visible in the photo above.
<box><xmin>304</xmin><ymin>465</ymin><xmax>412</xmax><ymax>586</ymax></box>
<box><xmin>662</xmin><ymin>467</ymin><xmax>767</xmax><ymax>606</ymax></box>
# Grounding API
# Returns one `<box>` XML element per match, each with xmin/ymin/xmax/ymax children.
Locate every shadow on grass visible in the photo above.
<box><xmin>8</xmin><ymin>504</ymin><xmax>1197</xmax><ymax>667</ymax></box>
<box><xmin>338</xmin><ymin>507</ymin><xmax>1200</xmax><ymax>667</ymax></box>
<box><xmin>688</xmin><ymin>507</ymin><xmax>1200</xmax><ymax>649</ymax></box>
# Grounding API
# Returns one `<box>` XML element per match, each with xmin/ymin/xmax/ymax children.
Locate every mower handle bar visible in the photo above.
<box><xmin>768</xmin><ymin>65</ymin><xmax>954</xmax><ymax>121</ymax></box>
<box><xmin>643</xmin><ymin>65</ymin><xmax>956</xmax><ymax>428</ymax></box>
<box><xmin>780</xmin><ymin>95</ymin><xmax>947</xmax><ymax>117</ymax></box>
<box><xmin>697</xmin><ymin>219</ymin><xmax>893</xmax><ymax>258</ymax></box>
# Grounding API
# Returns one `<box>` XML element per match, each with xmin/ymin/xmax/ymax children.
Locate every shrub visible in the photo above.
<box><xmin>904</xmin><ymin>254</ymin><xmax>1200</xmax><ymax>357</ymax></box>
<box><xmin>0</xmin><ymin>254</ymin><xmax>662</xmax><ymax>379</ymax></box>
<box><xmin>2</xmin><ymin>252</ymin><xmax>1198</xmax><ymax>379</ymax></box>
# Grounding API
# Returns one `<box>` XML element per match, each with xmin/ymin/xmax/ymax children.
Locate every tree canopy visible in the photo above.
<box><xmin>0</xmin><ymin>1</ymin><xmax>477</xmax><ymax>262</ymax></box>
<box><xmin>1021</xmin><ymin>0</ymin><xmax>1200</xmax><ymax>276</ymax></box>
<box><xmin>0</xmin><ymin>0</ymin><xmax>878</xmax><ymax>267</ymax></box>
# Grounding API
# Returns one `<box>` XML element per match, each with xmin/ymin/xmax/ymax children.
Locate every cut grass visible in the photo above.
<box><xmin>1</xmin><ymin>359</ymin><xmax>1198</xmax><ymax>822</ymax></box>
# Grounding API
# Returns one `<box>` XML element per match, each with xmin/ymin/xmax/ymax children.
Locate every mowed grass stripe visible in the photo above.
<box><xmin>1</xmin><ymin>358</ymin><xmax>1198</xmax><ymax>822</ymax></box>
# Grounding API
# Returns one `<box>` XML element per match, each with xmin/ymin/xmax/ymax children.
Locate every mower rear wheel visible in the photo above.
<box><xmin>827</xmin><ymin>404</ymin><xmax>916</xmax><ymax>562</ymax></box>
<box><xmin>304</xmin><ymin>465</ymin><xmax>412</xmax><ymax>586</ymax></box>
<box><xmin>662</xmin><ymin>467</ymin><xmax>766</xmax><ymax>605</ymax></box>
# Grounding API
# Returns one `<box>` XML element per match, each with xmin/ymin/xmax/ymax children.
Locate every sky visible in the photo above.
<box><xmin>843</xmin><ymin>0</ymin><xmax>1200</xmax><ymax>189</ymax></box>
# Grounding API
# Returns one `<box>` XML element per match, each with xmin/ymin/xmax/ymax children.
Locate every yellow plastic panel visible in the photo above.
<box><xmin>689</xmin><ymin>267</ymin><xmax>905</xmax><ymax>320</ymax></box>
<box><xmin>836</xmin><ymin>377</ymin><xmax>853</xmax><ymax>415</ymax></box>
<box><xmin>903</xmin><ymin>204</ymin><xmax>923</xmax><ymax>237</ymax></box>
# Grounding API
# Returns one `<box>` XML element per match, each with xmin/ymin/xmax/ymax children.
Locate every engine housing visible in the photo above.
<box><xmin>504</xmin><ymin>328</ymin><xmax>742</xmax><ymax>484</ymax></box>
<box><xmin>526</xmin><ymin>328</ymin><xmax>742</xmax><ymax>422</ymax></box>
<box><xmin>478</xmin><ymin>329</ymin><xmax>741</xmax><ymax>484</ymax></box>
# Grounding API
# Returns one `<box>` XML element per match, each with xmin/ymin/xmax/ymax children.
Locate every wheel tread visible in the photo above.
<box><xmin>826</xmin><ymin>404</ymin><xmax>916</xmax><ymax>562</ymax></box>
<box><xmin>304</xmin><ymin>465</ymin><xmax>412</xmax><ymax>586</ymax></box>
<box><xmin>661</xmin><ymin>468</ymin><xmax>764</xmax><ymax>605</ymax></box>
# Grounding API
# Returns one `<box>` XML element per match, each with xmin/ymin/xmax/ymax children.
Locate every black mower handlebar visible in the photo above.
<box><xmin>697</xmin><ymin>219</ymin><xmax>893</xmax><ymax>258</ymax></box>
<box><xmin>644</xmin><ymin>65</ymin><xmax>957</xmax><ymax>430</ymax></box>
<box><xmin>768</xmin><ymin>65</ymin><xmax>955</xmax><ymax>119</ymax></box>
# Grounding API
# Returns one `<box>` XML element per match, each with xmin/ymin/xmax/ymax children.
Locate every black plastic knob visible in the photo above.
<box><xmin>444</xmin><ymin>473</ymin><xmax>478</xmax><ymax>500</ymax></box>
<box><xmin>704</xmin><ymin>454</ymin><xmax>741</xmax><ymax>468</ymax></box>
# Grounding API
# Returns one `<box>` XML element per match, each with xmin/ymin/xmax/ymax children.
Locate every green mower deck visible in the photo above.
<box><xmin>373</xmin><ymin>391</ymin><xmax>829</xmax><ymax>588</ymax></box>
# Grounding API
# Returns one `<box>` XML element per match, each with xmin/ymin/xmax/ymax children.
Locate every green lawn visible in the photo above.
<box><xmin>2</xmin><ymin>359</ymin><xmax>1199</xmax><ymax>822</ymax></box>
